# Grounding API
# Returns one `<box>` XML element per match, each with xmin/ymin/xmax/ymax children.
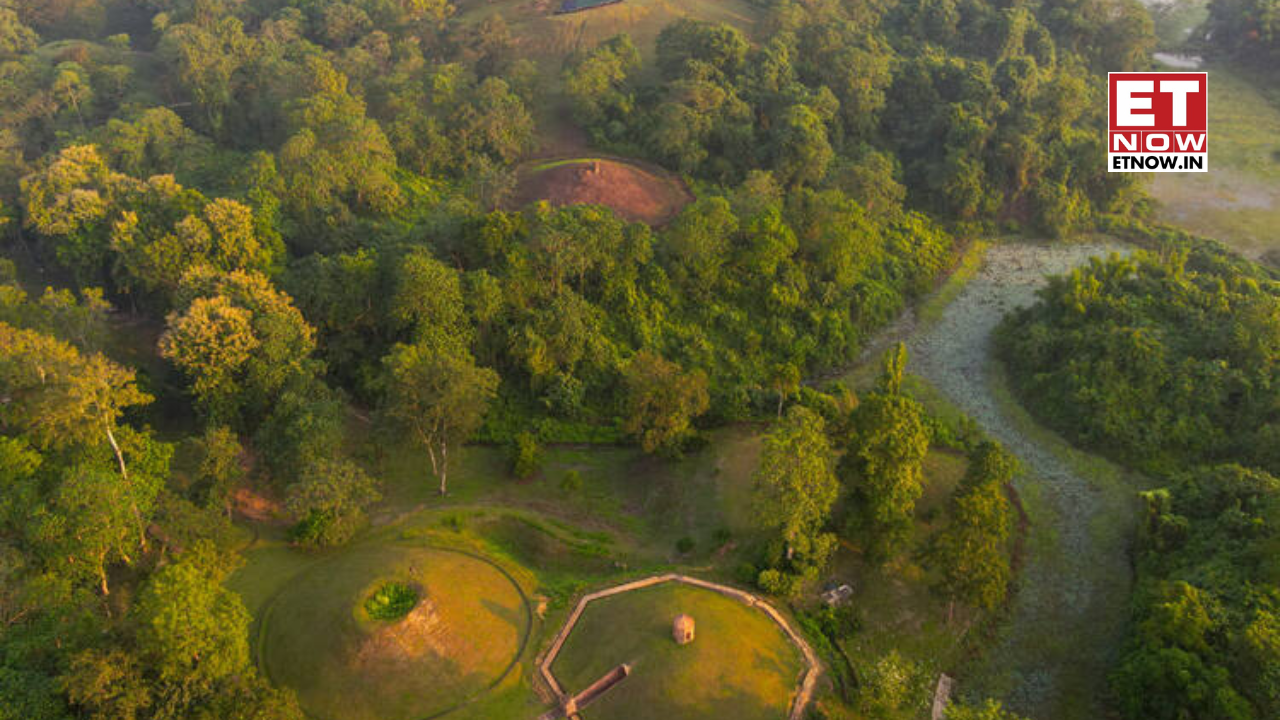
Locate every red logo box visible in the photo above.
<box><xmin>1107</xmin><ymin>72</ymin><xmax>1207</xmax><ymax>172</ymax></box>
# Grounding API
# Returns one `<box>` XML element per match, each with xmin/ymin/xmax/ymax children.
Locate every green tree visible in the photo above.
<box><xmin>160</xmin><ymin>295</ymin><xmax>260</xmax><ymax>420</ymax></box>
<box><xmin>34</xmin><ymin>465</ymin><xmax>146</xmax><ymax>595</ymax></box>
<box><xmin>158</xmin><ymin>17</ymin><xmax>251</xmax><ymax>133</ymax></box>
<box><xmin>771</xmin><ymin>103</ymin><xmax>833</xmax><ymax>187</ymax></box>
<box><xmin>621</xmin><ymin>350</ymin><xmax>710</xmax><ymax>455</ymax></box>
<box><xmin>451</xmin><ymin>76</ymin><xmax>535</xmax><ymax>164</ymax></box>
<box><xmin>661</xmin><ymin>197</ymin><xmax>738</xmax><ymax>294</ymax></box>
<box><xmin>508</xmin><ymin>431</ymin><xmax>542</xmax><ymax>479</ymax></box>
<box><xmin>0</xmin><ymin>9</ymin><xmax>39</xmax><ymax>61</ymax></box>
<box><xmin>926</xmin><ymin>442</ymin><xmax>1016</xmax><ymax>621</ymax></box>
<box><xmin>285</xmin><ymin>458</ymin><xmax>379</xmax><ymax>547</ymax></box>
<box><xmin>752</xmin><ymin>405</ymin><xmax>839</xmax><ymax>595</ymax></box>
<box><xmin>563</xmin><ymin>34</ymin><xmax>640</xmax><ymax>136</ymax></box>
<box><xmin>769</xmin><ymin>362</ymin><xmax>801</xmax><ymax>418</ymax></box>
<box><xmin>856</xmin><ymin>649</ymin><xmax>923</xmax><ymax>720</ymax></box>
<box><xmin>277</xmin><ymin>56</ymin><xmax>401</xmax><ymax>247</ymax></box>
<box><xmin>390</xmin><ymin>248</ymin><xmax>469</xmax><ymax>350</ymax></box>
<box><xmin>97</xmin><ymin>107</ymin><xmax>209</xmax><ymax>178</ymax></box>
<box><xmin>381</xmin><ymin>343</ymin><xmax>499</xmax><ymax>494</ymax></box>
<box><xmin>197</xmin><ymin>425</ymin><xmax>244</xmax><ymax>517</ymax></box>
<box><xmin>160</xmin><ymin>270</ymin><xmax>318</xmax><ymax>426</ymax></box>
<box><xmin>0</xmin><ymin>322</ymin><xmax>156</xmax><ymax>548</ymax></box>
<box><xmin>656</xmin><ymin>19</ymin><xmax>749</xmax><ymax>79</ymax></box>
<box><xmin>842</xmin><ymin>344</ymin><xmax>930</xmax><ymax>560</ymax></box>
<box><xmin>134</xmin><ymin>551</ymin><xmax>251</xmax><ymax>701</ymax></box>
<box><xmin>21</xmin><ymin>145</ymin><xmax>133</xmax><ymax>283</ymax></box>
<box><xmin>62</xmin><ymin>649</ymin><xmax>151</xmax><ymax>720</ymax></box>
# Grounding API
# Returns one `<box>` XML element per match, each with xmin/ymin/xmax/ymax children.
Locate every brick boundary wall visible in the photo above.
<box><xmin>536</xmin><ymin>574</ymin><xmax>821</xmax><ymax>720</ymax></box>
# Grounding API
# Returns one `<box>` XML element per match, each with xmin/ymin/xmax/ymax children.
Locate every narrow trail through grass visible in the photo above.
<box><xmin>892</xmin><ymin>242</ymin><xmax>1141</xmax><ymax>719</ymax></box>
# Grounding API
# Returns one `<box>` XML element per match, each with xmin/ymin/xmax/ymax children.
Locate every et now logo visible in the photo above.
<box><xmin>1107</xmin><ymin>72</ymin><xmax>1207</xmax><ymax>172</ymax></box>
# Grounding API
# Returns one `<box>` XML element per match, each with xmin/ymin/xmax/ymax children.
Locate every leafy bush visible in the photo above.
<box><xmin>364</xmin><ymin>582</ymin><xmax>419</xmax><ymax>621</ymax></box>
<box><xmin>757</xmin><ymin>568</ymin><xmax>807</xmax><ymax>598</ymax></box>
<box><xmin>508</xmin><ymin>431</ymin><xmax>542</xmax><ymax>479</ymax></box>
<box><xmin>284</xmin><ymin>459</ymin><xmax>380</xmax><ymax>547</ymax></box>
<box><xmin>812</xmin><ymin>603</ymin><xmax>862</xmax><ymax>640</ymax></box>
<box><xmin>675</xmin><ymin>536</ymin><xmax>694</xmax><ymax>553</ymax></box>
<box><xmin>559</xmin><ymin>469</ymin><xmax>583</xmax><ymax>494</ymax></box>
<box><xmin>855</xmin><ymin>650</ymin><xmax>928</xmax><ymax>720</ymax></box>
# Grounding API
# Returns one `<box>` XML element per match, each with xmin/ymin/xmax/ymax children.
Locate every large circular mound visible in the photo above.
<box><xmin>260</xmin><ymin>545</ymin><xmax>529</xmax><ymax>720</ymax></box>
<box><xmin>550</xmin><ymin>584</ymin><xmax>805</xmax><ymax>720</ymax></box>
<box><xmin>510</xmin><ymin>158</ymin><xmax>692</xmax><ymax>226</ymax></box>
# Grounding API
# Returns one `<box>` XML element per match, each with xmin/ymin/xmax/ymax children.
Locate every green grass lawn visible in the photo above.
<box><xmin>230</xmin><ymin>420</ymin><xmax>777</xmax><ymax>717</ymax></box>
<box><xmin>550</xmin><ymin>583</ymin><xmax>804</xmax><ymax>720</ymax></box>
<box><xmin>1149</xmin><ymin>63</ymin><xmax>1280</xmax><ymax>260</ymax></box>
<box><xmin>373</xmin><ymin>423</ymin><xmax>766</xmax><ymax>562</ymax></box>
<box><xmin>257</xmin><ymin>544</ymin><xmax>530</xmax><ymax>720</ymax></box>
<box><xmin>1148</xmin><ymin>0</ymin><xmax>1209</xmax><ymax>49</ymax></box>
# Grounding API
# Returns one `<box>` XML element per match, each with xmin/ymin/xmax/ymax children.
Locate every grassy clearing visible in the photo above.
<box><xmin>257</xmin><ymin>544</ymin><xmax>530</xmax><ymax>720</ymax></box>
<box><xmin>373</xmin><ymin>424</ymin><xmax>765</xmax><ymax>562</ymax></box>
<box><xmin>829</xmin><ymin>448</ymin><xmax>977</xmax><ymax>677</ymax></box>
<box><xmin>1149</xmin><ymin>63</ymin><xmax>1280</xmax><ymax>260</ymax></box>
<box><xmin>550</xmin><ymin>582</ymin><xmax>804</xmax><ymax>720</ymax></box>
<box><xmin>231</xmin><ymin>417</ymin><xmax>809</xmax><ymax>718</ymax></box>
<box><xmin>1148</xmin><ymin>0</ymin><xmax>1209</xmax><ymax>49</ymax></box>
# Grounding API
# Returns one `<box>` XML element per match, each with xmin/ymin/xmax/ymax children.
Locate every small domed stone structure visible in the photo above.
<box><xmin>672</xmin><ymin>614</ymin><xmax>695</xmax><ymax>645</ymax></box>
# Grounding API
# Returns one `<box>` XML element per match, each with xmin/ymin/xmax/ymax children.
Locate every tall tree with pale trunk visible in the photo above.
<box><xmin>381</xmin><ymin>342</ymin><xmax>498</xmax><ymax>495</ymax></box>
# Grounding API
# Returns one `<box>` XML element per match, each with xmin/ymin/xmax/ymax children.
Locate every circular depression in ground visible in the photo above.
<box><xmin>550</xmin><ymin>583</ymin><xmax>804</xmax><ymax>720</ymax></box>
<box><xmin>260</xmin><ymin>544</ymin><xmax>529</xmax><ymax>720</ymax></box>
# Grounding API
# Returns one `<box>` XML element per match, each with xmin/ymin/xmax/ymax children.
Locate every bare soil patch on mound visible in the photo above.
<box><xmin>354</xmin><ymin>595</ymin><xmax>453</xmax><ymax>670</ymax></box>
<box><xmin>510</xmin><ymin>158</ymin><xmax>692</xmax><ymax>225</ymax></box>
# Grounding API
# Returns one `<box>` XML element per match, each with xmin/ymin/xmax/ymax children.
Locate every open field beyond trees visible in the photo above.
<box><xmin>1149</xmin><ymin>64</ymin><xmax>1280</xmax><ymax>261</ymax></box>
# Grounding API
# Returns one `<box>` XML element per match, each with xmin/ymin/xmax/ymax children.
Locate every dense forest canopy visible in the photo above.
<box><xmin>998</xmin><ymin>248</ymin><xmax>1280</xmax><ymax>477</ymax></box>
<box><xmin>563</xmin><ymin>0</ymin><xmax>1154</xmax><ymax>235</ymax></box>
<box><xmin>0</xmin><ymin>0</ymin><xmax>1274</xmax><ymax>718</ymax></box>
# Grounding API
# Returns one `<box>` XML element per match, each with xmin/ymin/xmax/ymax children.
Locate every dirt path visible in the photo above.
<box><xmin>900</xmin><ymin>242</ymin><xmax>1138</xmax><ymax>719</ymax></box>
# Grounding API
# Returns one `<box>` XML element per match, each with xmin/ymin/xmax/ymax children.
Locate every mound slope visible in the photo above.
<box><xmin>510</xmin><ymin>158</ymin><xmax>692</xmax><ymax>225</ymax></box>
<box><xmin>260</xmin><ymin>545</ymin><xmax>528</xmax><ymax>720</ymax></box>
